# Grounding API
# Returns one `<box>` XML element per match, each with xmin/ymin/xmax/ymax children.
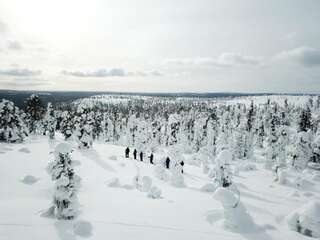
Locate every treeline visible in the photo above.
<box><xmin>1</xmin><ymin>94</ymin><xmax>320</xmax><ymax>171</ymax></box>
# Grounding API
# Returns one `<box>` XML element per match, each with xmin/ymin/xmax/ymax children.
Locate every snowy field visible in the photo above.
<box><xmin>1</xmin><ymin>134</ymin><xmax>319</xmax><ymax>240</ymax></box>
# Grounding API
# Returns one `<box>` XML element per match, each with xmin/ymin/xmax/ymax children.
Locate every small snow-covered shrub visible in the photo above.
<box><xmin>213</xmin><ymin>187</ymin><xmax>256</xmax><ymax>232</ymax></box>
<box><xmin>141</xmin><ymin>176</ymin><xmax>152</xmax><ymax>192</ymax></box>
<box><xmin>73</xmin><ymin>220</ymin><xmax>93</xmax><ymax>237</ymax></box>
<box><xmin>154</xmin><ymin>165</ymin><xmax>169</xmax><ymax>181</ymax></box>
<box><xmin>286</xmin><ymin>200</ymin><xmax>320</xmax><ymax>238</ymax></box>
<box><xmin>201</xmin><ymin>183</ymin><xmax>217</xmax><ymax>192</ymax></box>
<box><xmin>170</xmin><ymin>165</ymin><xmax>185</xmax><ymax>188</ymax></box>
<box><xmin>277</xmin><ymin>169</ymin><xmax>287</xmax><ymax>185</ymax></box>
<box><xmin>147</xmin><ymin>186</ymin><xmax>162</xmax><ymax>199</ymax></box>
<box><xmin>21</xmin><ymin>175</ymin><xmax>38</xmax><ymax>185</ymax></box>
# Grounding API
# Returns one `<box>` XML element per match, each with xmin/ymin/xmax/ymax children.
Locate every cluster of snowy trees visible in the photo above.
<box><xmin>2</xmin><ymin>94</ymin><xmax>320</xmax><ymax>172</ymax></box>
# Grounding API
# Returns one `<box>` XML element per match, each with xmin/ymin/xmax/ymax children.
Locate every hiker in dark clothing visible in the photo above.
<box><xmin>125</xmin><ymin>147</ymin><xmax>130</xmax><ymax>158</ymax></box>
<box><xmin>149</xmin><ymin>153</ymin><xmax>154</xmax><ymax>164</ymax></box>
<box><xmin>140</xmin><ymin>151</ymin><xmax>143</xmax><ymax>162</ymax></box>
<box><xmin>133</xmin><ymin>149</ymin><xmax>137</xmax><ymax>160</ymax></box>
<box><xmin>165</xmin><ymin>157</ymin><xmax>170</xmax><ymax>169</ymax></box>
<box><xmin>180</xmin><ymin>161</ymin><xmax>185</xmax><ymax>173</ymax></box>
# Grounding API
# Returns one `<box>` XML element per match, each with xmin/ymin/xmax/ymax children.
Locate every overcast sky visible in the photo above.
<box><xmin>0</xmin><ymin>0</ymin><xmax>320</xmax><ymax>93</ymax></box>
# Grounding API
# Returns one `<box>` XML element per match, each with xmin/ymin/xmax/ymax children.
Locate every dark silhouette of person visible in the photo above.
<box><xmin>149</xmin><ymin>153</ymin><xmax>154</xmax><ymax>164</ymax></box>
<box><xmin>125</xmin><ymin>147</ymin><xmax>130</xmax><ymax>158</ymax></box>
<box><xmin>165</xmin><ymin>157</ymin><xmax>170</xmax><ymax>169</ymax></box>
<box><xmin>133</xmin><ymin>149</ymin><xmax>137</xmax><ymax>160</ymax></box>
<box><xmin>140</xmin><ymin>151</ymin><xmax>143</xmax><ymax>162</ymax></box>
<box><xmin>180</xmin><ymin>161</ymin><xmax>184</xmax><ymax>173</ymax></box>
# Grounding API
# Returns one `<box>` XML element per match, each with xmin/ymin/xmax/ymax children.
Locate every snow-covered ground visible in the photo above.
<box><xmin>0</xmin><ymin>134</ymin><xmax>319</xmax><ymax>240</ymax></box>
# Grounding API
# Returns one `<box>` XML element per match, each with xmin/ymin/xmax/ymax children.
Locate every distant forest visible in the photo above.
<box><xmin>0</xmin><ymin>89</ymin><xmax>317</xmax><ymax>108</ymax></box>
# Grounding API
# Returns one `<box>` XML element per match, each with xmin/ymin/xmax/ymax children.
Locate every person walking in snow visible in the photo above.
<box><xmin>125</xmin><ymin>147</ymin><xmax>130</xmax><ymax>158</ymax></box>
<box><xmin>180</xmin><ymin>160</ymin><xmax>184</xmax><ymax>173</ymax></box>
<box><xmin>165</xmin><ymin>157</ymin><xmax>170</xmax><ymax>169</ymax></box>
<box><xmin>133</xmin><ymin>149</ymin><xmax>137</xmax><ymax>160</ymax></box>
<box><xmin>140</xmin><ymin>151</ymin><xmax>143</xmax><ymax>162</ymax></box>
<box><xmin>149</xmin><ymin>153</ymin><xmax>154</xmax><ymax>164</ymax></box>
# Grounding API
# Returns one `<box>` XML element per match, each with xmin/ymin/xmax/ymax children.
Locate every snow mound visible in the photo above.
<box><xmin>21</xmin><ymin>175</ymin><xmax>38</xmax><ymax>185</ymax></box>
<box><xmin>277</xmin><ymin>169</ymin><xmax>287</xmax><ymax>185</ymax></box>
<box><xmin>154</xmin><ymin>165</ymin><xmax>169</xmax><ymax>181</ymax></box>
<box><xmin>54</xmin><ymin>143</ymin><xmax>73</xmax><ymax>154</ymax></box>
<box><xmin>18</xmin><ymin>147</ymin><xmax>30</xmax><ymax>153</ymax></box>
<box><xmin>73</xmin><ymin>220</ymin><xmax>93</xmax><ymax>238</ymax></box>
<box><xmin>286</xmin><ymin>200</ymin><xmax>320</xmax><ymax>238</ymax></box>
<box><xmin>312</xmin><ymin>173</ymin><xmax>320</xmax><ymax>182</ymax></box>
<box><xmin>106</xmin><ymin>177</ymin><xmax>120</xmax><ymax>187</ymax></box>
<box><xmin>170</xmin><ymin>167</ymin><xmax>185</xmax><ymax>188</ymax></box>
<box><xmin>140</xmin><ymin>176</ymin><xmax>152</xmax><ymax>192</ymax></box>
<box><xmin>109</xmin><ymin>155</ymin><xmax>117</xmax><ymax>161</ymax></box>
<box><xmin>238</xmin><ymin>162</ymin><xmax>257</xmax><ymax>171</ymax></box>
<box><xmin>293</xmin><ymin>177</ymin><xmax>314</xmax><ymax>189</ymax></box>
<box><xmin>213</xmin><ymin>187</ymin><xmax>256</xmax><ymax>232</ymax></box>
<box><xmin>148</xmin><ymin>186</ymin><xmax>162</xmax><ymax>199</ymax></box>
<box><xmin>201</xmin><ymin>183</ymin><xmax>217</xmax><ymax>192</ymax></box>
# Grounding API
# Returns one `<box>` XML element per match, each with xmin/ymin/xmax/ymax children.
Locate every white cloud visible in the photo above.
<box><xmin>61</xmin><ymin>68</ymin><xmax>163</xmax><ymax>77</ymax></box>
<box><xmin>0</xmin><ymin>67</ymin><xmax>42</xmax><ymax>77</ymax></box>
<box><xmin>276</xmin><ymin>46</ymin><xmax>320</xmax><ymax>67</ymax></box>
<box><xmin>165</xmin><ymin>53</ymin><xmax>264</xmax><ymax>67</ymax></box>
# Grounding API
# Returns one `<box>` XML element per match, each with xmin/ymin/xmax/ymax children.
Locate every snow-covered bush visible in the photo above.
<box><xmin>140</xmin><ymin>176</ymin><xmax>152</xmax><ymax>192</ymax></box>
<box><xmin>0</xmin><ymin>99</ymin><xmax>27</xmax><ymax>143</ymax></box>
<box><xmin>154</xmin><ymin>165</ymin><xmax>169</xmax><ymax>181</ymax></box>
<box><xmin>147</xmin><ymin>186</ymin><xmax>162</xmax><ymax>199</ymax></box>
<box><xmin>170</xmin><ymin>165</ymin><xmax>185</xmax><ymax>187</ymax></box>
<box><xmin>213</xmin><ymin>187</ymin><xmax>256</xmax><ymax>232</ymax></box>
<box><xmin>286</xmin><ymin>200</ymin><xmax>320</xmax><ymax>238</ymax></box>
<box><xmin>47</xmin><ymin>143</ymin><xmax>81</xmax><ymax>220</ymax></box>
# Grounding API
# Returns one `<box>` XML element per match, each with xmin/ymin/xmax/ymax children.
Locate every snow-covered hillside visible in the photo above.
<box><xmin>1</xmin><ymin>134</ymin><xmax>320</xmax><ymax>240</ymax></box>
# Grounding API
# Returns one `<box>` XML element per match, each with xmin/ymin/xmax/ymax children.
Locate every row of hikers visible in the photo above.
<box><xmin>125</xmin><ymin>147</ymin><xmax>185</xmax><ymax>173</ymax></box>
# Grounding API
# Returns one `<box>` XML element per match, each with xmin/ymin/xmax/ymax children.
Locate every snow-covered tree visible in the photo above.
<box><xmin>214</xmin><ymin>149</ymin><xmax>232</xmax><ymax>187</ymax></box>
<box><xmin>44</xmin><ymin>102</ymin><xmax>56</xmax><ymax>139</ymax></box>
<box><xmin>0</xmin><ymin>99</ymin><xmax>27</xmax><ymax>143</ymax></box>
<box><xmin>47</xmin><ymin>143</ymin><xmax>80</xmax><ymax>219</ymax></box>
<box><xmin>24</xmin><ymin>94</ymin><xmax>45</xmax><ymax>134</ymax></box>
<box><xmin>74</xmin><ymin>104</ymin><xmax>94</xmax><ymax>148</ymax></box>
<box><xmin>60</xmin><ymin>111</ymin><xmax>73</xmax><ymax>140</ymax></box>
<box><xmin>292</xmin><ymin>131</ymin><xmax>313</xmax><ymax>170</ymax></box>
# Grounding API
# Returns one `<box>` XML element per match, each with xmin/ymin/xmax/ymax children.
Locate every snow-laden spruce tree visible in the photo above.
<box><xmin>60</xmin><ymin>110</ymin><xmax>73</xmax><ymax>140</ymax></box>
<box><xmin>24</xmin><ymin>94</ymin><xmax>45</xmax><ymax>134</ymax></box>
<box><xmin>167</xmin><ymin>113</ymin><xmax>180</xmax><ymax>146</ymax></box>
<box><xmin>292</xmin><ymin>131</ymin><xmax>313</xmax><ymax>170</ymax></box>
<box><xmin>265</xmin><ymin>112</ymin><xmax>279</xmax><ymax>169</ymax></box>
<box><xmin>74</xmin><ymin>104</ymin><xmax>94</xmax><ymax>148</ymax></box>
<box><xmin>0</xmin><ymin>99</ymin><xmax>28</xmax><ymax>143</ymax></box>
<box><xmin>214</xmin><ymin>148</ymin><xmax>232</xmax><ymax>188</ymax></box>
<box><xmin>103</xmin><ymin>113</ymin><xmax>115</xmax><ymax>142</ymax></box>
<box><xmin>47</xmin><ymin>143</ymin><xmax>80</xmax><ymax>219</ymax></box>
<box><xmin>44</xmin><ymin>102</ymin><xmax>56</xmax><ymax>139</ymax></box>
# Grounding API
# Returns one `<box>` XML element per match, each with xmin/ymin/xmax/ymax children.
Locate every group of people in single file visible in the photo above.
<box><xmin>125</xmin><ymin>147</ymin><xmax>185</xmax><ymax>173</ymax></box>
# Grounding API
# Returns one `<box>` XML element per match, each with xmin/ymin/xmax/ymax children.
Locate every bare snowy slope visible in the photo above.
<box><xmin>0</xmin><ymin>134</ymin><xmax>319</xmax><ymax>240</ymax></box>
